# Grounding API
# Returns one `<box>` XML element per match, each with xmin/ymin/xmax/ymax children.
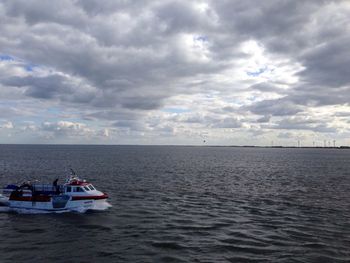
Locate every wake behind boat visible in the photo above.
<box><xmin>0</xmin><ymin>170</ymin><xmax>110</xmax><ymax>213</ymax></box>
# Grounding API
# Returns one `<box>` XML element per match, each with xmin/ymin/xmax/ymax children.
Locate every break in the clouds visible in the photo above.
<box><xmin>0</xmin><ymin>0</ymin><xmax>350</xmax><ymax>145</ymax></box>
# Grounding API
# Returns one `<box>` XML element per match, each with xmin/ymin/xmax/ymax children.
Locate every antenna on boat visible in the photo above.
<box><xmin>65</xmin><ymin>168</ymin><xmax>77</xmax><ymax>184</ymax></box>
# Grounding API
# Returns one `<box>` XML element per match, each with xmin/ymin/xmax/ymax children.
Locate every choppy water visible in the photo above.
<box><xmin>0</xmin><ymin>145</ymin><xmax>350</xmax><ymax>262</ymax></box>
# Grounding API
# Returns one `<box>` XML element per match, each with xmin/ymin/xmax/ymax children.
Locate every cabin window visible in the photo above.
<box><xmin>66</xmin><ymin>186</ymin><xmax>71</xmax><ymax>192</ymax></box>
<box><xmin>84</xmin><ymin>186</ymin><xmax>90</xmax><ymax>191</ymax></box>
<box><xmin>73</xmin><ymin>187</ymin><xmax>84</xmax><ymax>192</ymax></box>
<box><xmin>88</xmin><ymin>185</ymin><xmax>95</xmax><ymax>190</ymax></box>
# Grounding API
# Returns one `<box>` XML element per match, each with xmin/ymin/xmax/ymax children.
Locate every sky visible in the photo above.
<box><xmin>0</xmin><ymin>0</ymin><xmax>350</xmax><ymax>146</ymax></box>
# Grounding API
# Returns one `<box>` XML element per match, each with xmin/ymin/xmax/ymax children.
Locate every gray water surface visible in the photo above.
<box><xmin>0</xmin><ymin>145</ymin><xmax>349</xmax><ymax>262</ymax></box>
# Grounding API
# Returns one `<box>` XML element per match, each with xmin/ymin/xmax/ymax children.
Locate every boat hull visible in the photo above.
<box><xmin>7</xmin><ymin>197</ymin><xmax>109</xmax><ymax>212</ymax></box>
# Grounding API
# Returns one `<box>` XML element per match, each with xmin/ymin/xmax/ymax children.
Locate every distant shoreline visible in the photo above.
<box><xmin>0</xmin><ymin>144</ymin><xmax>349</xmax><ymax>149</ymax></box>
<box><xmin>209</xmin><ymin>145</ymin><xmax>350</xmax><ymax>149</ymax></box>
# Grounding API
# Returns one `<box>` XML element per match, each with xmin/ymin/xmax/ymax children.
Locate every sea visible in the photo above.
<box><xmin>0</xmin><ymin>145</ymin><xmax>349</xmax><ymax>262</ymax></box>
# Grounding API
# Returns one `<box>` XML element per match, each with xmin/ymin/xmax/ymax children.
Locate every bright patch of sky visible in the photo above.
<box><xmin>162</xmin><ymin>108</ymin><xmax>191</xmax><ymax>113</ymax></box>
<box><xmin>0</xmin><ymin>54</ymin><xmax>14</xmax><ymax>61</ymax></box>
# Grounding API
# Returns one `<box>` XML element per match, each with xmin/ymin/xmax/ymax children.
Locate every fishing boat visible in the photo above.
<box><xmin>0</xmin><ymin>170</ymin><xmax>109</xmax><ymax>212</ymax></box>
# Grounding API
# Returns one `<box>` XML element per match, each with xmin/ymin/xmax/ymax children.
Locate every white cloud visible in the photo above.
<box><xmin>0</xmin><ymin>0</ymin><xmax>350</xmax><ymax>145</ymax></box>
<box><xmin>0</xmin><ymin>121</ymin><xmax>13</xmax><ymax>129</ymax></box>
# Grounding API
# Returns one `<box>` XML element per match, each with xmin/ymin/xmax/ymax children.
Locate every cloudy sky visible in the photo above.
<box><xmin>0</xmin><ymin>0</ymin><xmax>350</xmax><ymax>145</ymax></box>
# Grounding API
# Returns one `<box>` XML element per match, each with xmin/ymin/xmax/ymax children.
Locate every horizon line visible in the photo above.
<box><xmin>0</xmin><ymin>143</ymin><xmax>349</xmax><ymax>149</ymax></box>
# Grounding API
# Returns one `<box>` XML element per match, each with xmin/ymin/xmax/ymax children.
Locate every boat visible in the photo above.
<box><xmin>0</xmin><ymin>170</ymin><xmax>109</xmax><ymax>212</ymax></box>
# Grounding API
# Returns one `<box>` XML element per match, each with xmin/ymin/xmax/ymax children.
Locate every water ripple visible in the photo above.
<box><xmin>0</xmin><ymin>145</ymin><xmax>350</xmax><ymax>262</ymax></box>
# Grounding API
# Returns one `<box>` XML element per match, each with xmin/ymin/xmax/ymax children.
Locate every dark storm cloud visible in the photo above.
<box><xmin>334</xmin><ymin>112</ymin><xmax>350</xmax><ymax>117</ymax></box>
<box><xmin>154</xmin><ymin>1</ymin><xmax>210</xmax><ymax>34</ymax></box>
<box><xmin>4</xmin><ymin>75</ymin><xmax>73</xmax><ymax>99</ymax></box>
<box><xmin>3</xmin><ymin>74</ymin><xmax>96</xmax><ymax>103</ymax></box>
<box><xmin>257</xmin><ymin>115</ymin><xmax>271</xmax><ymax>123</ymax></box>
<box><xmin>212</xmin><ymin>0</ymin><xmax>315</xmax><ymax>38</ymax></box>
<box><xmin>244</xmin><ymin>98</ymin><xmax>304</xmax><ymax>117</ymax></box>
<box><xmin>288</xmin><ymin>85</ymin><xmax>350</xmax><ymax>107</ymax></box>
<box><xmin>298</xmin><ymin>37</ymin><xmax>350</xmax><ymax>88</ymax></box>
<box><xmin>77</xmin><ymin>0</ymin><xmax>153</xmax><ymax>16</ymax></box>
<box><xmin>221</xmin><ymin>106</ymin><xmax>238</xmax><ymax>113</ymax></box>
<box><xmin>4</xmin><ymin>1</ymin><xmax>86</xmax><ymax>27</ymax></box>
<box><xmin>250</xmin><ymin>82</ymin><xmax>284</xmax><ymax>93</ymax></box>
<box><xmin>121</xmin><ymin>96</ymin><xmax>164</xmax><ymax>111</ymax></box>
